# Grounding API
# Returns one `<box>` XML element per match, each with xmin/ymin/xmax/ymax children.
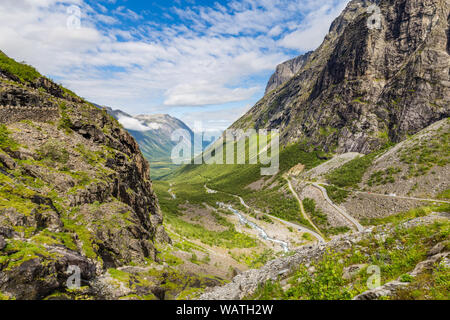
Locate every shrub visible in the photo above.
<box><xmin>37</xmin><ymin>141</ymin><xmax>70</xmax><ymax>164</ymax></box>
<box><xmin>327</xmin><ymin>153</ymin><xmax>377</xmax><ymax>188</ymax></box>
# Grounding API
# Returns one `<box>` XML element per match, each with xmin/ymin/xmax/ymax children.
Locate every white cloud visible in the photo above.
<box><xmin>164</xmin><ymin>82</ymin><xmax>259</xmax><ymax>106</ymax></box>
<box><xmin>181</xmin><ymin>104</ymin><xmax>253</xmax><ymax>132</ymax></box>
<box><xmin>278</xmin><ymin>1</ymin><xmax>349</xmax><ymax>51</ymax></box>
<box><xmin>117</xmin><ymin>115</ymin><xmax>153</xmax><ymax>131</ymax></box>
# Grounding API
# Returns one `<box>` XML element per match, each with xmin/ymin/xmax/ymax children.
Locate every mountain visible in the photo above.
<box><xmin>0</xmin><ymin>51</ymin><xmax>221</xmax><ymax>300</ymax></box>
<box><xmin>232</xmin><ymin>0</ymin><xmax>450</xmax><ymax>154</ymax></box>
<box><xmin>102</xmin><ymin>109</ymin><xmax>211</xmax><ymax>179</ymax></box>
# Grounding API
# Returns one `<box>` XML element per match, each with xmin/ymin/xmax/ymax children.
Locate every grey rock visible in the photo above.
<box><xmin>0</xmin><ymin>235</ymin><xmax>6</xmax><ymax>250</ymax></box>
<box><xmin>428</xmin><ymin>241</ymin><xmax>449</xmax><ymax>256</ymax></box>
<box><xmin>343</xmin><ymin>264</ymin><xmax>367</xmax><ymax>280</ymax></box>
<box><xmin>265</xmin><ymin>52</ymin><xmax>312</xmax><ymax>94</ymax></box>
<box><xmin>0</xmin><ymin>152</ymin><xmax>16</xmax><ymax>170</ymax></box>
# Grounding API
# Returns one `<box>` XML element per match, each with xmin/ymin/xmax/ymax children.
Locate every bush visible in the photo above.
<box><xmin>37</xmin><ymin>141</ymin><xmax>70</xmax><ymax>164</ymax></box>
<box><xmin>324</xmin><ymin>185</ymin><xmax>349</xmax><ymax>204</ymax></box>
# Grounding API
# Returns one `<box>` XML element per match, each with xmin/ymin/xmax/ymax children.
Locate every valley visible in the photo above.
<box><xmin>0</xmin><ymin>0</ymin><xmax>449</xmax><ymax>302</ymax></box>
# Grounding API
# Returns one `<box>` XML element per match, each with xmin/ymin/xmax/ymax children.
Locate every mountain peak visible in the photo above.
<box><xmin>233</xmin><ymin>0</ymin><xmax>450</xmax><ymax>154</ymax></box>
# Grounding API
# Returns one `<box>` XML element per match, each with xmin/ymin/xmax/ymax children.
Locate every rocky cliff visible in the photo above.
<box><xmin>232</xmin><ymin>0</ymin><xmax>450</xmax><ymax>154</ymax></box>
<box><xmin>0</xmin><ymin>52</ymin><xmax>169</xmax><ymax>299</ymax></box>
<box><xmin>265</xmin><ymin>52</ymin><xmax>312</xmax><ymax>94</ymax></box>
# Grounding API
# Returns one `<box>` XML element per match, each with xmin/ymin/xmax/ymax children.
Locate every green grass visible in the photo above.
<box><xmin>361</xmin><ymin>204</ymin><xmax>449</xmax><ymax>226</ymax></box>
<box><xmin>0</xmin><ymin>240</ymin><xmax>53</xmax><ymax>271</ymax></box>
<box><xmin>323</xmin><ymin>185</ymin><xmax>349</xmax><ymax>204</ymax></box>
<box><xmin>0</xmin><ymin>51</ymin><xmax>41</xmax><ymax>82</ymax></box>
<box><xmin>36</xmin><ymin>140</ymin><xmax>70</xmax><ymax>165</ymax></box>
<box><xmin>368</xmin><ymin>167</ymin><xmax>402</xmax><ymax>186</ymax></box>
<box><xmin>326</xmin><ymin>153</ymin><xmax>377</xmax><ymax>188</ymax></box>
<box><xmin>303</xmin><ymin>198</ymin><xmax>328</xmax><ymax>227</ymax></box>
<box><xmin>399</xmin><ymin>123</ymin><xmax>449</xmax><ymax>177</ymax></box>
<box><xmin>0</xmin><ymin>124</ymin><xmax>19</xmax><ymax>151</ymax></box>
<box><xmin>437</xmin><ymin>189</ymin><xmax>450</xmax><ymax>200</ymax></box>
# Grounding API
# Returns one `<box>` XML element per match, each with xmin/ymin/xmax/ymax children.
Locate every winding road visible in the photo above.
<box><xmin>323</xmin><ymin>183</ymin><xmax>450</xmax><ymax>204</ymax></box>
<box><xmin>310</xmin><ymin>182</ymin><xmax>365</xmax><ymax>232</ymax></box>
<box><xmin>235</xmin><ymin>193</ymin><xmax>325</xmax><ymax>244</ymax></box>
<box><xmin>285</xmin><ymin>178</ymin><xmax>326</xmax><ymax>242</ymax></box>
<box><xmin>203</xmin><ymin>183</ymin><xmax>326</xmax><ymax>246</ymax></box>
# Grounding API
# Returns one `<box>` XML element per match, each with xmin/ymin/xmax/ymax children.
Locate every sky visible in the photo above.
<box><xmin>0</xmin><ymin>0</ymin><xmax>350</xmax><ymax>132</ymax></box>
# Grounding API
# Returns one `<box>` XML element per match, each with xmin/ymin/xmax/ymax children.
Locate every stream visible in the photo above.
<box><xmin>217</xmin><ymin>202</ymin><xmax>290</xmax><ymax>253</ymax></box>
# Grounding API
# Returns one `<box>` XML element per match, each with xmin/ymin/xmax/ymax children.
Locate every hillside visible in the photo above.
<box><xmin>0</xmin><ymin>51</ymin><xmax>221</xmax><ymax>300</ymax></box>
<box><xmin>232</xmin><ymin>0</ymin><xmax>450</xmax><ymax>154</ymax></box>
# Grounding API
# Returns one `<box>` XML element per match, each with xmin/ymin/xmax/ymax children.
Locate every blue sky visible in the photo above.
<box><xmin>0</xmin><ymin>0</ymin><xmax>350</xmax><ymax>131</ymax></box>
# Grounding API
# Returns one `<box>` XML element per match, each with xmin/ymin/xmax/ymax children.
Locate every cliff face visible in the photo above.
<box><xmin>232</xmin><ymin>0</ymin><xmax>450</xmax><ymax>154</ymax></box>
<box><xmin>0</xmin><ymin>52</ymin><xmax>169</xmax><ymax>299</ymax></box>
<box><xmin>265</xmin><ymin>52</ymin><xmax>312</xmax><ymax>94</ymax></box>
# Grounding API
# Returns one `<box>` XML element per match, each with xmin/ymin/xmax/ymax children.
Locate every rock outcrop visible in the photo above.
<box><xmin>265</xmin><ymin>52</ymin><xmax>312</xmax><ymax>94</ymax></box>
<box><xmin>232</xmin><ymin>0</ymin><xmax>450</xmax><ymax>154</ymax></box>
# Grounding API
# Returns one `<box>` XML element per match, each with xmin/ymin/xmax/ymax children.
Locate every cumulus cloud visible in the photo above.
<box><xmin>117</xmin><ymin>115</ymin><xmax>153</xmax><ymax>132</ymax></box>
<box><xmin>278</xmin><ymin>1</ymin><xmax>349</xmax><ymax>51</ymax></box>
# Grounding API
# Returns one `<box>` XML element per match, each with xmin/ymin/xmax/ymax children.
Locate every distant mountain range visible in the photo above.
<box><xmin>101</xmin><ymin>107</ymin><xmax>213</xmax><ymax>179</ymax></box>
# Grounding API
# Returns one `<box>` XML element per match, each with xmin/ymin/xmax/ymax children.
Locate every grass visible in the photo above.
<box><xmin>302</xmin><ymin>198</ymin><xmax>350</xmax><ymax>236</ymax></box>
<box><xmin>437</xmin><ymin>189</ymin><xmax>450</xmax><ymax>200</ymax></box>
<box><xmin>326</xmin><ymin>153</ymin><xmax>377</xmax><ymax>188</ymax></box>
<box><xmin>361</xmin><ymin>204</ymin><xmax>449</xmax><ymax>226</ymax></box>
<box><xmin>0</xmin><ymin>240</ymin><xmax>53</xmax><ymax>271</ymax></box>
<box><xmin>399</xmin><ymin>124</ymin><xmax>449</xmax><ymax>177</ymax></box>
<box><xmin>36</xmin><ymin>140</ymin><xmax>70</xmax><ymax>165</ymax></box>
<box><xmin>0</xmin><ymin>51</ymin><xmax>41</xmax><ymax>83</ymax></box>
<box><xmin>368</xmin><ymin>167</ymin><xmax>402</xmax><ymax>186</ymax></box>
<box><xmin>394</xmin><ymin>262</ymin><xmax>450</xmax><ymax>300</ymax></box>
<box><xmin>0</xmin><ymin>124</ymin><xmax>19</xmax><ymax>151</ymax></box>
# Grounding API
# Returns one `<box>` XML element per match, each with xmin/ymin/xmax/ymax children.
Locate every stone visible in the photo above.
<box><xmin>343</xmin><ymin>264</ymin><xmax>368</xmax><ymax>280</ymax></box>
<box><xmin>0</xmin><ymin>235</ymin><xmax>6</xmax><ymax>250</ymax></box>
<box><xmin>0</xmin><ymin>152</ymin><xmax>16</xmax><ymax>170</ymax></box>
<box><xmin>428</xmin><ymin>241</ymin><xmax>449</xmax><ymax>256</ymax></box>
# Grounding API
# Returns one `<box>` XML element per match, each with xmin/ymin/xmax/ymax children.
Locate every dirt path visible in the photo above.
<box><xmin>285</xmin><ymin>177</ymin><xmax>327</xmax><ymax>241</ymax></box>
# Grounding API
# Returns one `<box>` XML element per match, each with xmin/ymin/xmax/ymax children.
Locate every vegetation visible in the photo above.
<box><xmin>303</xmin><ymin>198</ymin><xmax>328</xmax><ymax>227</ymax></box>
<box><xmin>361</xmin><ymin>204</ymin><xmax>450</xmax><ymax>226</ymax></box>
<box><xmin>0</xmin><ymin>124</ymin><xmax>18</xmax><ymax>151</ymax></box>
<box><xmin>324</xmin><ymin>184</ymin><xmax>349</xmax><ymax>204</ymax></box>
<box><xmin>249</xmin><ymin>219</ymin><xmax>450</xmax><ymax>300</ymax></box>
<box><xmin>326</xmin><ymin>153</ymin><xmax>377</xmax><ymax>188</ymax></box>
<box><xmin>0</xmin><ymin>51</ymin><xmax>41</xmax><ymax>82</ymax></box>
<box><xmin>368</xmin><ymin>167</ymin><xmax>402</xmax><ymax>186</ymax></box>
<box><xmin>399</xmin><ymin>126</ymin><xmax>449</xmax><ymax>177</ymax></box>
<box><xmin>36</xmin><ymin>140</ymin><xmax>70</xmax><ymax>165</ymax></box>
